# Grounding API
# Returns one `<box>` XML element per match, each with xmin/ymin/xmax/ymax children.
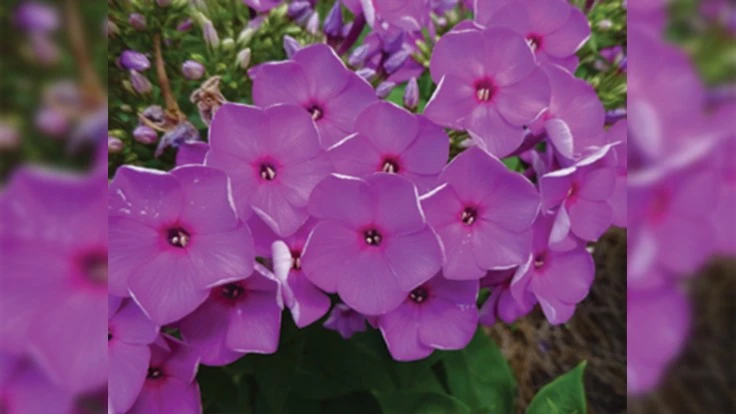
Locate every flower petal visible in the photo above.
<box><xmin>418</xmin><ymin>298</ymin><xmax>478</xmax><ymax>350</ymax></box>
<box><xmin>293</xmin><ymin>44</ymin><xmax>351</xmax><ymax>100</ymax></box>
<box><xmin>472</xmin><ymin>220</ymin><xmax>532</xmax><ymax>269</ymax></box>
<box><xmin>227</xmin><ymin>291</ymin><xmax>282</xmax><ymax>354</ymax></box>
<box><xmin>171</xmin><ymin>166</ymin><xmax>239</xmax><ymax>233</ymax></box>
<box><xmin>437</xmin><ymin>223</ymin><xmax>487</xmax><ymax>281</ymax></box>
<box><xmin>543</xmin><ymin>8</ymin><xmax>590</xmax><ymax>57</ymax></box>
<box><xmin>378</xmin><ymin>304</ymin><xmax>434</xmax><ymax>361</ymax></box>
<box><xmin>109</xmin><ymin>342</ymin><xmax>150</xmax><ymax>413</ymax></box>
<box><xmin>338</xmin><ymin>249</ymin><xmax>406</xmax><ymax>315</ymax></box>
<box><xmin>383</xmin><ymin>228</ymin><xmax>443</xmax><ymax>291</ymax></box>
<box><xmin>308</xmin><ymin>174</ymin><xmax>375</xmax><ymax>228</ymax></box>
<box><xmin>355</xmin><ymin>101</ymin><xmax>420</xmax><ymax>155</ymax></box>
<box><xmin>208</xmin><ymin>103</ymin><xmax>269</xmax><ymax>163</ymax></box>
<box><xmin>108</xmin><ymin>216</ymin><xmax>160</xmax><ymax>297</ymax></box>
<box><xmin>186</xmin><ymin>225</ymin><xmax>255</xmax><ymax>289</ymax></box>
<box><xmin>367</xmin><ymin>173</ymin><xmax>426</xmax><ymax>235</ymax></box>
<box><xmin>252</xmin><ymin>61</ymin><xmax>310</xmax><ymax>107</ymax></box>
<box><xmin>494</xmin><ymin>68</ymin><xmax>550</xmax><ymax>126</ymax></box>
<box><xmin>467</xmin><ymin>105</ymin><xmax>525</xmax><ymax>158</ymax></box>
<box><xmin>423</xmin><ymin>75</ymin><xmax>477</xmax><ymax>129</ymax></box>
<box><xmin>302</xmin><ymin>221</ymin><xmax>362</xmax><ymax>293</ymax></box>
<box><xmin>108</xmin><ymin>166</ymin><xmax>183</xmax><ymax>228</ymax></box>
<box><xmin>567</xmin><ymin>198</ymin><xmax>613</xmax><ymax>241</ymax></box>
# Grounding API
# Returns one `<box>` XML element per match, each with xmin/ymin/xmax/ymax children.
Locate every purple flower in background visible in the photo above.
<box><xmin>155</xmin><ymin>121</ymin><xmax>201</xmax><ymax>157</ymax></box>
<box><xmin>108</xmin><ymin>165</ymin><xmax>255</xmax><ymax>324</ymax></box>
<box><xmin>253</xmin><ymin>44</ymin><xmax>376</xmax><ymax>148</ymax></box>
<box><xmin>130</xmin><ymin>70</ymin><xmax>152</xmax><ymax>94</ymax></box>
<box><xmin>34</xmin><ymin>106</ymin><xmax>68</xmax><ymax>138</ymax></box>
<box><xmin>178</xmin><ymin>264</ymin><xmax>282</xmax><ymax>366</ymax></box>
<box><xmin>302</xmin><ymin>173</ymin><xmax>443</xmax><ymax>315</ymax></box>
<box><xmin>362</xmin><ymin>0</ymin><xmax>431</xmax><ymax>32</ymax></box>
<box><xmin>176</xmin><ymin>141</ymin><xmax>210</xmax><ymax>166</ymax></box>
<box><xmin>323</xmin><ymin>303</ymin><xmax>368</xmax><ymax>339</ymax></box>
<box><xmin>709</xmin><ymin>107</ymin><xmax>736</xmax><ymax>255</ymax></box>
<box><xmin>424</xmin><ymin>28</ymin><xmax>550</xmax><ymax>157</ymax></box>
<box><xmin>403</xmin><ymin>76</ymin><xmax>419</xmax><ymax>110</ymax></box>
<box><xmin>120</xmin><ymin>50</ymin><xmax>151</xmax><ymax>71</ymax></box>
<box><xmin>0</xmin><ymin>122</ymin><xmax>20</xmax><ymax>150</ymax></box>
<box><xmin>606</xmin><ymin>120</ymin><xmax>627</xmax><ymax>228</ymax></box>
<box><xmin>475</xmin><ymin>0</ymin><xmax>591</xmax><ymax>72</ymax></box>
<box><xmin>202</xmin><ymin>20</ymin><xmax>219</xmax><ymax>48</ymax></box>
<box><xmin>0</xmin><ymin>168</ymin><xmax>107</xmax><ymax>393</ymax></box>
<box><xmin>133</xmin><ymin>124</ymin><xmax>158</xmax><ymax>145</ymax></box>
<box><xmin>108</xmin><ymin>298</ymin><xmax>159</xmax><ymax>413</ymax></box>
<box><xmin>244</xmin><ymin>0</ymin><xmax>282</xmax><ymax>13</ymax></box>
<box><xmin>109</xmin><ymin>136</ymin><xmax>124</xmax><ymax>153</ymax></box>
<box><xmin>288</xmin><ymin>1</ymin><xmax>312</xmax><ymax>21</ymax></box>
<box><xmin>206</xmin><ymin>103</ymin><xmax>332</xmax><ymax>237</ymax></box>
<box><xmin>127</xmin><ymin>335</ymin><xmax>201</xmax><ymax>414</ymax></box>
<box><xmin>378</xmin><ymin>273</ymin><xmax>479</xmax><ymax>361</ymax></box>
<box><xmin>29</xmin><ymin>32</ymin><xmax>59</xmax><ymax>65</ymax></box>
<box><xmin>0</xmin><ymin>355</ymin><xmax>76</xmax><ymax>414</ymax></box>
<box><xmin>375</xmin><ymin>81</ymin><xmax>396</xmax><ymax>98</ymax></box>
<box><xmin>182</xmin><ymin>60</ymin><xmax>206</xmax><ymax>80</ymax></box>
<box><xmin>282</xmin><ymin>35</ymin><xmax>302</xmax><ymax>58</ymax></box>
<box><xmin>627</xmin><ymin>287</ymin><xmax>690</xmax><ymax>395</ymax></box>
<box><xmin>306</xmin><ymin>11</ymin><xmax>320</xmax><ymax>35</ymax></box>
<box><xmin>128</xmin><ymin>13</ymin><xmax>146</xmax><ymax>31</ymax></box>
<box><xmin>13</xmin><ymin>1</ymin><xmax>59</xmax><ymax>33</ymax></box>
<box><xmin>177</xmin><ymin>18</ymin><xmax>194</xmax><ymax>32</ymax></box>
<box><xmin>478</xmin><ymin>269</ymin><xmax>536</xmax><ymax>326</ymax></box>
<box><xmin>421</xmin><ymin>147</ymin><xmax>540</xmax><ymax>281</ymax></box>
<box><xmin>539</xmin><ymin>146</ymin><xmax>616</xmax><ymax>242</ymax></box>
<box><xmin>510</xmin><ymin>213</ymin><xmax>595</xmax><ymax>325</ymax></box>
<box><xmin>272</xmin><ymin>219</ymin><xmax>331</xmax><ymax>328</ymax></box>
<box><xmin>329</xmin><ymin>101</ymin><xmax>449</xmax><ymax>192</ymax></box>
<box><xmin>528</xmin><ymin>63</ymin><xmax>606</xmax><ymax>161</ymax></box>
<box><xmin>324</xmin><ymin>1</ymin><xmax>344</xmax><ymax>38</ymax></box>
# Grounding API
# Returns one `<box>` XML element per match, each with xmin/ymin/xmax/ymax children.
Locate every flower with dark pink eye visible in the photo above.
<box><xmin>80</xmin><ymin>251</ymin><xmax>108</xmax><ymax>285</ymax></box>
<box><xmin>363</xmin><ymin>228</ymin><xmax>383</xmax><ymax>246</ymax></box>
<box><xmin>526</xmin><ymin>34</ymin><xmax>543</xmax><ymax>52</ymax></box>
<box><xmin>474</xmin><ymin>79</ymin><xmax>495</xmax><ymax>103</ymax></box>
<box><xmin>166</xmin><ymin>227</ymin><xmax>190</xmax><ymax>248</ymax></box>
<box><xmin>259</xmin><ymin>163</ymin><xmax>277</xmax><ymax>181</ymax></box>
<box><xmin>307</xmin><ymin>104</ymin><xmax>324</xmax><ymax>121</ymax></box>
<box><xmin>146</xmin><ymin>367</ymin><xmax>164</xmax><ymax>380</ymax></box>
<box><xmin>219</xmin><ymin>283</ymin><xmax>245</xmax><ymax>301</ymax></box>
<box><xmin>460</xmin><ymin>207</ymin><xmax>478</xmax><ymax>226</ymax></box>
<box><xmin>408</xmin><ymin>286</ymin><xmax>429</xmax><ymax>303</ymax></box>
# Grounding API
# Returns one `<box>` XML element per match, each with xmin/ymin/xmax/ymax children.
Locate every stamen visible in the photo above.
<box><xmin>364</xmin><ymin>229</ymin><xmax>382</xmax><ymax>246</ymax></box>
<box><xmin>108</xmin><ymin>331</ymin><xmax>113</xmax><ymax>341</ymax></box>
<box><xmin>409</xmin><ymin>286</ymin><xmax>428</xmax><ymax>303</ymax></box>
<box><xmin>220</xmin><ymin>283</ymin><xmax>245</xmax><ymax>300</ymax></box>
<box><xmin>307</xmin><ymin>105</ymin><xmax>323</xmax><ymax>121</ymax></box>
<box><xmin>534</xmin><ymin>252</ymin><xmax>547</xmax><ymax>269</ymax></box>
<box><xmin>259</xmin><ymin>164</ymin><xmax>277</xmax><ymax>181</ymax></box>
<box><xmin>527</xmin><ymin>34</ymin><xmax>543</xmax><ymax>52</ymax></box>
<box><xmin>461</xmin><ymin>207</ymin><xmax>477</xmax><ymax>226</ymax></box>
<box><xmin>81</xmin><ymin>252</ymin><xmax>108</xmax><ymax>285</ymax></box>
<box><xmin>474</xmin><ymin>79</ymin><xmax>495</xmax><ymax>103</ymax></box>
<box><xmin>292</xmin><ymin>253</ymin><xmax>301</xmax><ymax>270</ymax></box>
<box><xmin>167</xmin><ymin>228</ymin><xmax>190</xmax><ymax>248</ymax></box>
<box><xmin>382</xmin><ymin>159</ymin><xmax>399</xmax><ymax>173</ymax></box>
<box><xmin>147</xmin><ymin>367</ymin><xmax>163</xmax><ymax>380</ymax></box>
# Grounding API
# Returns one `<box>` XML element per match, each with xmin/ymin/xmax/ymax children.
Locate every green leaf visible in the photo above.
<box><xmin>526</xmin><ymin>361</ymin><xmax>588</xmax><ymax>414</ymax></box>
<box><xmin>502</xmin><ymin>156</ymin><xmax>521</xmax><ymax>171</ymax></box>
<box><xmin>322</xmin><ymin>392</ymin><xmax>383</xmax><ymax>414</ymax></box>
<box><xmin>198</xmin><ymin>365</ymin><xmax>245</xmax><ymax>414</ymax></box>
<box><xmin>441</xmin><ymin>330</ymin><xmax>516</xmax><ymax>413</ymax></box>
<box><xmin>374</xmin><ymin>391</ymin><xmax>472</xmax><ymax>414</ymax></box>
<box><xmin>250</xmin><ymin>332</ymin><xmax>307</xmax><ymax>413</ymax></box>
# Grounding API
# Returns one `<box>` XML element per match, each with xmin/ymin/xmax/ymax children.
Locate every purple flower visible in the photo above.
<box><xmin>403</xmin><ymin>76</ymin><xmax>419</xmax><ymax>110</ymax></box>
<box><xmin>328</xmin><ymin>101</ymin><xmax>449</xmax><ymax>192</ymax></box>
<box><xmin>288</xmin><ymin>1</ymin><xmax>312</xmax><ymax>20</ymax></box>
<box><xmin>306</xmin><ymin>11</ymin><xmax>320</xmax><ymax>35</ymax></box>
<box><xmin>128</xmin><ymin>13</ymin><xmax>146</xmax><ymax>31</ymax></box>
<box><xmin>133</xmin><ymin>124</ymin><xmax>158</xmax><ymax>145</ymax></box>
<box><xmin>155</xmin><ymin>121</ymin><xmax>201</xmax><ymax>157</ymax></box>
<box><xmin>120</xmin><ymin>50</ymin><xmax>151</xmax><ymax>71</ymax></box>
<box><xmin>378</xmin><ymin>273</ymin><xmax>479</xmax><ymax>361</ymax></box>
<box><xmin>236</xmin><ymin>48</ymin><xmax>252</xmax><ymax>69</ymax></box>
<box><xmin>253</xmin><ymin>44</ymin><xmax>377</xmax><ymax>148</ymax></box>
<box><xmin>14</xmin><ymin>1</ymin><xmax>59</xmax><ymax>33</ymax></box>
<box><xmin>202</xmin><ymin>20</ymin><xmax>219</xmax><ymax>48</ymax></box>
<box><xmin>539</xmin><ymin>146</ymin><xmax>616</xmax><ymax>242</ymax></box>
<box><xmin>362</xmin><ymin>0</ymin><xmax>431</xmax><ymax>32</ymax></box>
<box><xmin>301</xmin><ymin>173</ymin><xmax>443</xmax><ymax>315</ymax></box>
<box><xmin>206</xmin><ymin>103</ymin><xmax>332</xmax><ymax>237</ymax></box>
<box><xmin>424</xmin><ymin>28</ymin><xmax>551</xmax><ymax>157</ymax></box>
<box><xmin>375</xmin><ymin>81</ymin><xmax>396</xmax><ymax>99</ymax></box>
<box><xmin>178</xmin><ymin>264</ymin><xmax>282</xmax><ymax>366</ymax></box>
<box><xmin>272</xmin><ymin>219</ymin><xmax>331</xmax><ymax>328</ymax></box>
<box><xmin>528</xmin><ymin>63</ymin><xmax>606</xmax><ymax>160</ymax></box>
<box><xmin>421</xmin><ymin>147</ymin><xmax>540</xmax><ymax>281</ymax></box>
<box><xmin>127</xmin><ymin>335</ymin><xmax>201</xmax><ymax>414</ymax></box>
<box><xmin>383</xmin><ymin>50</ymin><xmax>410</xmax><ymax>75</ymax></box>
<box><xmin>176</xmin><ymin>141</ymin><xmax>210</xmax><ymax>166</ymax></box>
<box><xmin>29</xmin><ymin>32</ymin><xmax>59</xmax><ymax>65</ymax></box>
<box><xmin>34</xmin><ymin>106</ymin><xmax>68</xmax><ymax>138</ymax></box>
<box><xmin>478</xmin><ymin>269</ymin><xmax>536</xmax><ymax>326</ymax></box>
<box><xmin>108</xmin><ymin>165</ymin><xmax>255</xmax><ymax>324</ymax></box>
<box><xmin>244</xmin><ymin>0</ymin><xmax>282</xmax><ymax>13</ymax></box>
<box><xmin>108</xmin><ymin>298</ymin><xmax>159</xmax><ymax>413</ymax></box>
<box><xmin>0</xmin><ymin>122</ymin><xmax>20</xmax><ymax>150</ymax></box>
<box><xmin>475</xmin><ymin>0</ymin><xmax>591</xmax><ymax>72</ymax></box>
<box><xmin>324</xmin><ymin>2</ymin><xmax>344</xmax><ymax>38</ymax></box>
<box><xmin>323</xmin><ymin>303</ymin><xmax>368</xmax><ymax>339</ymax></box>
<box><xmin>109</xmin><ymin>136</ymin><xmax>124</xmax><ymax>153</ymax></box>
<box><xmin>177</xmin><ymin>18</ymin><xmax>194</xmax><ymax>32</ymax></box>
<box><xmin>129</xmin><ymin>70</ymin><xmax>152</xmax><ymax>94</ymax></box>
<box><xmin>282</xmin><ymin>35</ymin><xmax>302</xmax><ymax>59</ymax></box>
<box><xmin>627</xmin><ymin>287</ymin><xmax>690</xmax><ymax>395</ymax></box>
<box><xmin>182</xmin><ymin>60</ymin><xmax>206</xmax><ymax>80</ymax></box>
<box><xmin>0</xmin><ymin>168</ymin><xmax>107</xmax><ymax>393</ymax></box>
<box><xmin>605</xmin><ymin>120</ymin><xmax>627</xmax><ymax>228</ymax></box>
<box><xmin>0</xmin><ymin>355</ymin><xmax>76</xmax><ymax>414</ymax></box>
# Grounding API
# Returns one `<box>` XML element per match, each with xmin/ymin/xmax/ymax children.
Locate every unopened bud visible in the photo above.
<box><xmin>283</xmin><ymin>35</ymin><xmax>301</xmax><ymax>59</ymax></box>
<box><xmin>133</xmin><ymin>125</ymin><xmax>158</xmax><ymax>145</ymax></box>
<box><xmin>129</xmin><ymin>70</ymin><xmax>152</xmax><ymax>94</ymax></box>
<box><xmin>128</xmin><ymin>13</ymin><xmax>146</xmax><ymax>31</ymax></box>
<box><xmin>376</xmin><ymin>81</ymin><xmax>396</xmax><ymax>99</ymax></box>
<box><xmin>403</xmin><ymin>77</ymin><xmax>419</xmax><ymax>111</ymax></box>
<box><xmin>323</xmin><ymin>2</ymin><xmax>343</xmax><ymax>38</ymax></box>
<box><xmin>236</xmin><ymin>48</ymin><xmax>252</xmax><ymax>70</ymax></box>
<box><xmin>108</xmin><ymin>136</ymin><xmax>124</xmax><ymax>154</ymax></box>
<box><xmin>202</xmin><ymin>20</ymin><xmax>219</xmax><ymax>48</ymax></box>
<box><xmin>182</xmin><ymin>60</ymin><xmax>206</xmax><ymax>80</ymax></box>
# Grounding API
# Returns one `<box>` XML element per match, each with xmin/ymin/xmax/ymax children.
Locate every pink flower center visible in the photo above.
<box><xmin>167</xmin><ymin>227</ymin><xmax>190</xmax><ymax>248</ymax></box>
<box><xmin>220</xmin><ymin>283</ymin><xmax>245</xmax><ymax>300</ymax></box>
<box><xmin>461</xmin><ymin>207</ymin><xmax>478</xmax><ymax>226</ymax></box>
<box><xmin>409</xmin><ymin>286</ymin><xmax>429</xmax><ymax>303</ymax></box>
<box><xmin>474</xmin><ymin>79</ymin><xmax>495</xmax><ymax>103</ymax></box>
<box><xmin>108</xmin><ymin>330</ymin><xmax>113</xmax><ymax>341</ymax></box>
<box><xmin>259</xmin><ymin>163</ymin><xmax>277</xmax><ymax>181</ymax></box>
<box><xmin>291</xmin><ymin>250</ymin><xmax>302</xmax><ymax>270</ymax></box>
<box><xmin>307</xmin><ymin>104</ymin><xmax>324</xmax><ymax>121</ymax></box>
<box><xmin>527</xmin><ymin>34</ymin><xmax>543</xmax><ymax>52</ymax></box>
<box><xmin>363</xmin><ymin>229</ymin><xmax>383</xmax><ymax>246</ymax></box>
<box><xmin>81</xmin><ymin>251</ymin><xmax>108</xmax><ymax>285</ymax></box>
<box><xmin>533</xmin><ymin>251</ymin><xmax>548</xmax><ymax>270</ymax></box>
<box><xmin>381</xmin><ymin>158</ymin><xmax>400</xmax><ymax>173</ymax></box>
<box><xmin>146</xmin><ymin>367</ymin><xmax>164</xmax><ymax>380</ymax></box>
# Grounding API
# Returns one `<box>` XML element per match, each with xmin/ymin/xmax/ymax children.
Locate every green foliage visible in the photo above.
<box><xmin>526</xmin><ymin>361</ymin><xmax>588</xmax><ymax>414</ymax></box>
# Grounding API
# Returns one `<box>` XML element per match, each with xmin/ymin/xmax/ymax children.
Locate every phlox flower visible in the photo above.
<box><xmin>108</xmin><ymin>165</ymin><xmax>255</xmax><ymax>325</ymax></box>
<box><xmin>539</xmin><ymin>145</ymin><xmax>617</xmax><ymax>242</ymax></box>
<box><xmin>360</xmin><ymin>0</ymin><xmax>431</xmax><ymax>33</ymax></box>
<box><xmin>421</xmin><ymin>147</ymin><xmax>540</xmax><ymax>281</ymax></box>
<box><xmin>178</xmin><ymin>264</ymin><xmax>283</xmax><ymax>366</ymax></box>
<box><xmin>323</xmin><ymin>303</ymin><xmax>368</xmax><ymax>339</ymax></box>
<box><xmin>301</xmin><ymin>173</ymin><xmax>443</xmax><ymax>315</ymax></box>
<box><xmin>424</xmin><ymin>27</ymin><xmax>550</xmax><ymax>157</ymax></box>
<box><xmin>0</xmin><ymin>168</ymin><xmax>107</xmax><ymax>394</ymax></box>
<box><xmin>252</xmin><ymin>44</ymin><xmax>376</xmax><ymax>148</ymax></box>
<box><xmin>605</xmin><ymin>120</ymin><xmax>627</xmax><ymax>228</ymax></box>
<box><xmin>478</xmin><ymin>269</ymin><xmax>536</xmax><ymax>326</ymax></box>
<box><xmin>108</xmin><ymin>298</ymin><xmax>159</xmax><ymax>413</ymax></box>
<box><xmin>509</xmin><ymin>213</ymin><xmax>595</xmax><ymax>325</ymax></box>
<box><xmin>206</xmin><ymin>103</ymin><xmax>332</xmax><ymax>237</ymax></box>
<box><xmin>475</xmin><ymin>0</ymin><xmax>591</xmax><ymax>72</ymax></box>
<box><xmin>709</xmin><ymin>108</ymin><xmax>736</xmax><ymax>255</ymax></box>
<box><xmin>244</xmin><ymin>0</ymin><xmax>282</xmax><ymax>13</ymax></box>
<box><xmin>329</xmin><ymin>101</ymin><xmax>449</xmax><ymax>192</ymax></box>
<box><xmin>272</xmin><ymin>219</ymin><xmax>332</xmax><ymax>328</ymax></box>
<box><xmin>378</xmin><ymin>273</ymin><xmax>479</xmax><ymax>361</ymax></box>
<box><xmin>127</xmin><ymin>335</ymin><xmax>201</xmax><ymax>414</ymax></box>
<box><xmin>0</xmin><ymin>354</ymin><xmax>76</xmax><ymax>414</ymax></box>
<box><xmin>176</xmin><ymin>141</ymin><xmax>210</xmax><ymax>166</ymax></box>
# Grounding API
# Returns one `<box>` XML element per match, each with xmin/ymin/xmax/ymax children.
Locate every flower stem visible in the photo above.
<box><xmin>64</xmin><ymin>0</ymin><xmax>104</xmax><ymax>108</ymax></box>
<box><xmin>153</xmin><ymin>33</ymin><xmax>183</xmax><ymax>122</ymax></box>
<box><xmin>337</xmin><ymin>13</ymin><xmax>366</xmax><ymax>56</ymax></box>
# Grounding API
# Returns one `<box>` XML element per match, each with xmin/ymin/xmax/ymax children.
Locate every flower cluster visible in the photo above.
<box><xmin>103</xmin><ymin>0</ymin><xmax>626</xmax><ymax>412</ymax></box>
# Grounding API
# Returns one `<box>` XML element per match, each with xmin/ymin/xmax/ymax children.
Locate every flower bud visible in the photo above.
<box><xmin>190</xmin><ymin>76</ymin><xmax>227</xmax><ymax>126</ymax></box>
<box><xmin>13</xmin><ymin>1</ymin><xmax>59</xmax><ymax>33</ymax></box>
<box><xmin>236</xmin><ymin>48</ymin><xmax>252</xmax><ymax>70</ymax></box>
<box><xmin>403</xmin><ymin>77</ymin><xmax>419</xmax><ymax>111</ymax></box>
<box><xmin>382</xmin><ymin>31</ymin><xmax>405</xmax><ymax>55</ymax></box>
<box><xmin>356</xmin><ymin>68</ymin><xmax>376</xmax><ymax>81</ymax></box>
<box><xmin>383</xmin><ymin>50</ymin><xmax>410</xmax><ymax>75</ymax></box>
<box><xmin>155</xmin><ymin>121</ymin><xmax>200</xmax><ymax>157</ymax></box>
<box><xmin>108</xmin><ymin>136</ymin><xmax>124</xmax><ymax>154</ymax></box>
<box><xmin>156</xmin><ymin>0</ymin><xmax>172</xmax><ymax>7</ymax></box>
<box><xmin>306</xmin><ymin>11</ymin><xmax>320</xmax><ymax>35</ymax></box>
<box><xmin>323</xmin><ymin>2</ymin><xmax>343</xmax><ymax>38</ymax></box>
<box><xmin>129</xmin><ymin>70</ymin><xmax>152</xmax><ymax>94</ymax></box>
<box><xmin>283</xmin><ymin>35</ymin><xmax>301</xmax><ymax>59</ymax></box>
<box><xmin>35</xmin><ymin>106</ymin><xmax>68</xmax><ymax>138</ymax></box>
<box><xmin>287</xmin><ymin>1</ymin><xmax>311</xmax><ymax>20</ymax></box>
<box><xmin>119</xmin><ymin>50</ymin><xmax>150</xmax><ymax>71</ymax></box>
<box><xmin>177</xmin><ymin>18</ymin><xmax>193</xmax><ymax>32</ymax></box>
<box><xmin>348</xmin><ymin>44</ymin><xmax>372</xmax><ymax>67</ymax></box>
<box><xmin>182</xmin><ymin>60</ymin><xmax>205</xmax><ymax>80</ymax></box>
<box><xmin>133</xmin><ymin>125</ymin><xmax>158</xmax><ymax>144</ymax></box>
<box><xmin>30</xmin><ymin>33</ymin><xmax>59</xmax><ymax>65</ymax></box>
<box><xmin>142</xmin><ymin>105</ymin><xmax>166</xmax><ymax>125</ymax></box>
<box><xmin>0</xmin><ymin>122</ymin><xmax>19</xmax><ymax>150</ymax></box>
<box><xmin>376</xmin><ymin>81</ymin><xmax>396</xmax><ymax>99</ymax></box>
<box><xmin>105</xmin><ymin>19</ymin><xmax>119</xmax><ymax>38</ymax></box>
<box><xmin>237</xmin><ymin>27</ymin><xmax>255</xmax><ymax>46</ymax></box>
<box><xmin>128</xmin><ymin>13</ymin><xmax>146</xmax><ymax>31</ymax></box>
<box><xmin>221</xmin><ymin>37</ymin><xmax>235</xmax><ymax>51</ymax></box>
<box><xmin>202</xmin><ymin>20</ymin><xmax>219</xmax><ymax>48</ymax></box>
